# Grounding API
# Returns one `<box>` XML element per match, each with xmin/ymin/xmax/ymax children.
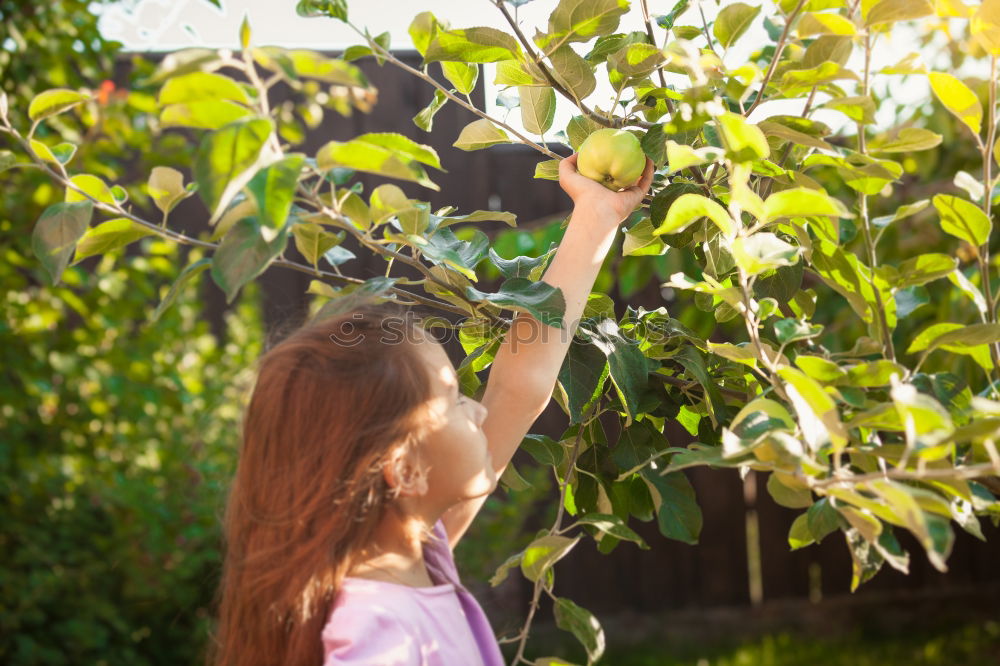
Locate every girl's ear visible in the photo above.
<box><xmin>382</xmin><ymin>444</ymin><xmax>429</xmax><ymax>497</ymax></box>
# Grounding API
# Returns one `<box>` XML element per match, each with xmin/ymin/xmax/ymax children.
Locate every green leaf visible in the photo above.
<box><xmin>731</xmin><ymin>233</ymin><xmax>800</xmax><ymax>276</ymax></box>
<box><xmin>928</xmin><ymin>72</ymin><xmax>983</xmax><ymax>137</ymax></box>
<box><xmin>571</xmin><ymin>513</ymin><xmax>648</xmax><ymax>548</ymax></box>
<box><xmin>767</xmin><ymin>473</ymin><xmax>813</xmax><ymax>509</ymax></box>
<box><xmin>845</xmin><ymin>527</ymin><xmax>884</xmax><ymax>592</ymax></box>
<box><xmin>653</xmin><ymin>193</ymin><xmax>734</xmax><ymax>236</ymax></box>
<box><xmin>713</xmin><ymin>2</ymin><xmax>761</xmax><ymax>48</ymax></box>
<box><xmin>210</xmin><ymin>217</ymin><xmax>288</xmax><ymax>303</ymax></box>
<box><xmin>567</xmin><ymin>114</ymin><xmax>602</xmax><ymax>151</ymax></box>
<box><xmin>553</xmin><ymin>597</ymin><xmax>606</xmax><ymax>664</ymax></box>
<box><xmin>521</xmin><ymin>433</ymin><xmax>565</xmax><ymax>467</ymax></box>
<box><xmin>797</xmin><ymin>11</ymin><xmax>858</xmax><ymax>36</ymax></box>
<box><xmin>292</xmin><ymin>222</ymin><xmax>345</xmax><ymax>268</ymax></box>
<box><xmin>548</xmin><ymin>45</ymin><xmax>597</xmax><ymax>101</ymax></box>
<box><xmin>160</xmin><ymin>100</ymin><xmax>253</xmax><ymax>130</ymax></box>
<box><xmin>623</xmin><ymin>217</ymin><xmax>669</xmax><ymax>256</ymax></box>
<box><xmin>806</xmin><ymin>497</ymin><xmax>841</xmax><ymax>543</ymax></box>
<box><xmin>665</xmin><ymin>140</ymin><xmax>723</xmax><ymax>174</ymax></box>
<box><xmin>489</xmin><ymin>552</ymin><xmax>523</xmax><ymax>587</ymax></box>
<box><xmin>534</xmin><ymin>159</ymin><xmax>562</xmax><ymax>180</ymax></box>
<box><xmin>147</xmin><ymin>166</ymin><xmax>192</xmax><ymax>215</ymax></box>
<box><xmin>558</xmin><ymin>335</ymin><xmax>610</xmax><ymax>423</ymax></box>
<box><xmin>869</xmin><ymin>127</ymin><xmax>943</xmax><ymax>153</ymax></box>
<box><xmin>195</xmin><ymin>117</ymin><xmax>273</xmax><ymax>225</ymax></box>
<box><xmin>71</xmin><ymin>218</ymin><xmax>153</xmax><ymax>263</ymax></box>
<box><xmin>777</xmin><ymin>367</ymin><xmax>848</xmax><ymax>453</ymax></box>
<box><xmin>819</xmin><ymin>95</ymin><xmax>876</xmax><ymax>124</ymax></box>
<box><xmin>844</xmin><ymin>359</ymin><xmax>906</xmax><ymax>387</ymax></box>
<box><xmin>65</xmin><ymin>174</ymin><xmax>115</xmax><ymax>204</ymax></box>
<box><xmin>762</xmin><ymin>187</ymin><xmax>850</xmax><ymax>222</ymax></box>
<box><xmin>31</xmin><ymin>201</ymin><xmax>93</xmax><ymax>284</ymax></box>
<box><xmin>369</xmin><ymin>184</ymin><xmax>415</xmax><ymax>225</ymax></box>
<box><xmin>578</xmin><ymin>318</ymin><xmax>648</xmax><ymax>421</ymax></box>
<box><xmin>489</xmin><ymin>247</ymin><xmax>550</xmax><ymax>279</ymax></box>
<box><xmin>607</xmin><ymin>43</ymin><xmax>666</xmax><ymax>77</ymax></box>
<box><xmin>896</xmin><ymin>253</ymin><xmax>956</xmax><ymax>288</ymax></box>
<box><xmin>718</xmin><ymin>112</ymin><xmax>770</xmax><ymax>163</ymax></box>
<box><xmin>158</xmin><ymin>71</ymin><xmax>250</xmax><ymax>106</ymax></box>
<box><xmin>494</xmin><ymin>59</ymin><xmax>548</xmax><ymax>86</ymax></box>
<box><xmin>537</xmin><ymin>0</ymin><xmax>631</xmax><ymax>49</ymax></box>
<box><xmin>442</xmin><ymin>61</ymin><xmax>479</xmax><ymax>94</ymax></box>
<box><xmin>413</xmin><ymin>89</ymin><xmax>448</xmax><ymax>132</ymax></box>
<box><xmin>240</xmin><ymin>12</ymin><xmax>252</xmax><ymax>49</ymax></box>
<box><xmin>414</xmin><ymin>227</ymin><xmax>489</xmax><ymax>279</ymax></box>
<box><xmin>465</xmin><ymin>277</ymin><xmax>567</xmax><ymax>328</ymax></box>
<box><xmin>151</xmin><ymin>256</ymin><xmax>212</xmax><ymax>323</ymax></box>
<box><xmin>312</xmin><ymin>276</ymin><xmax>398</xmax><ymax>320</ymax></box>
<box><xmin>435</xmin><ymin>209</ymin><xmax>518</xmax><ymax>229</ymax></box>
<box><xmin>285</xmin><ymin>49</ymin><xmax>365</xmax><ymax>85</ymax></box>
<box><xmin>641</xmin><ymin>469</ymin><xmax>702</xmax><ymax>544</ymax></box>
<box><xmin>866</xmin><ymin>0</ymin><xmax>934</xmax><ymax>26</ymax></box>
<box><xmin>317</xmin><ymin>133</ymin><xmax>440</xmax><ymax>190</ymax></box>
<box><xmin>908</xmin><ymin>322</ymin><xmax>1000</xmax><ymax>355</ymax></box>
<box><xmin>932</xmin><ymin>194</ymin><xmax>991</xmax><ymax>248</ymax></box>
<box><xmin>519</xmin><ymin>86</ymin><xmax>556</xmax><ymax>135</ymax></box>
<box><xmin>788</xmin><ymin>513</ymin><xmax>815</xmax><ymax>549</ymax></box>
<box><xmin>585</xmin><ymin>31</ymin><xmax>649</xmax><ymax>63</ymax></box>
<box><xmin>50</xmin><ymin>143</ymin><xmax>77</xmax><ymax>165</ymax></box>
<box><xmin>795</xmin><ymin>355</ymin><xmax>846</xmax><ymax>382</ymax></box>
<box><xmin>521</xmin><ymin>535</ymin><xmax>579</xmax><ymax>582</ymax></box>
<box><xmin>247</xmin><ymin>154</ymin><xmax>305</xmax><ymax>230</ymax></box>
<box><xmin>408</xmin><ymin>11</ymin><xmax>440</xmax><ymax>55</ymax></box>
<box><xmin>424</xmin><ymin>26</ymin><xmax>522</xmax><ymax>63</ymax></box>
<box><xmin>453</xmin><ymin>118</ymin><xmax>512</xmax><ymax>151</ymax></box>
<box><xmin>773</xmin><ymin>318</ymin><xmax>822</xmax><ymax>344</ymax></box>
<box><xmin>295</xmin><ymin>0</ymin><xmax>348</xmax><ymax>21</ymax></box>
<box><xmin>872</xmin><ymin>199</ymin><xmax>929</xmax><ymax>229</ymax></box>
<box><xmin>28</xmin><ymin>89</ymin><xmax>89</xmax><ymax>123</ymax></box>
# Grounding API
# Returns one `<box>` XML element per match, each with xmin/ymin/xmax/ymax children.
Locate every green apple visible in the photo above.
<box><xmin>576</xmin><ymin>128</ymin><xmax>646</xmax><ymax>191</ymax></box>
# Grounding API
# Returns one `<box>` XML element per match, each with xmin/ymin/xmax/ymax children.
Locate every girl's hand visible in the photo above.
<box><xmin>558</xmin><ymin>153</ymin><xmax>655</xmax><ymax>224</ymax></box>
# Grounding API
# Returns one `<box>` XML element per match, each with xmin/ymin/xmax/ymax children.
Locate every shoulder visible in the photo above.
<box><xmin>321</xmin><ymin>590</ymin><xmax>421</xmax><ymax>665</ymax></box>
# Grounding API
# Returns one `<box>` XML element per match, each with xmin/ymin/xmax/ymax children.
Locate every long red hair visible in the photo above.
<box><xmin>209</xmin><ymin>303</ymin><xmax>435</xmax><ymax>666</ymax></box>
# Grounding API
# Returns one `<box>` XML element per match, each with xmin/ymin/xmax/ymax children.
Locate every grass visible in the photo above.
<box><xmin>512</xmin><ymin>618</ymin><xmax>1000</xmax><ymax>665</ymax></box>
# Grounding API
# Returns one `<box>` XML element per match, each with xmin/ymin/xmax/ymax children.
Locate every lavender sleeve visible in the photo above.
<box><xmin>423</xmin><ymin>520</ymin><xmax>506</xmax><ymax>666</ymax></box>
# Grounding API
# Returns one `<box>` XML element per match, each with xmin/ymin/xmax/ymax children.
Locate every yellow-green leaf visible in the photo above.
<box><xmin>932</xmin><ymin>194</ymin><xmax>992</xmax><ymax>248</ymax></box>
<box><xmin>147</xmin><ymin>166</ymin><xmax>190</xmax><ymax>214</ymax></box>
<box><xmin>453</xmin><ymin>118</ymin><xmax>512</xmax><ymax>151</ymax></box>
<box><xmin>798</xmin><ymin>11</ymin><xmax>858</xmax><ymax>36</ymax></box>
<box><xmin>763</xmin><ymin>187</ymin><xmax>850</xmax><ymax>222</ymax></box>
<box><xmin>717</xmin><ymin>112</ymin><xmax>770</xmax><ymax>162</ymax></box>
<box><xmin>972</xmin><ymin>0</ymin><xmax>1000</xmax><ymax>54</ymax></box>
<box><xmin>653</xmin><ymin>193</ymin><xmax>735</xmax><ymax>236</ymax></box>
<box><xmin>713</xmin><ymin>3</ymin><xmax>762</xmax><ymax>49</ymax></box>
<box><xmin>928</xmin><ymin>72</ymin><xmax>982</xmax><ymax>137</ymax></box>
<box><xmin>28</xmin><ymin>89</ymin><xmax>89</xmax><ymax>123</ymax></box>
<box><xmin>519</xmin><ymin>86</ymin><xmax>556</xmax><ymax>135</ymax></box>
<box><xmin>72</xmin><ymin>217</ymin><xmax>153</xmax><ymax>263</ymax></box>
<box><xmin>65</xmin><ymin>174</ymin><xmax>115</xmax><ymax>204</ymax></box>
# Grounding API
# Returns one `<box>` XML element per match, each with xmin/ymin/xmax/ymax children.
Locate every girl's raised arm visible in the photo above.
<box><xmin>441</xmin><ymin>154</ymin><xmax>654</xmax><ymax>548</ymax></box>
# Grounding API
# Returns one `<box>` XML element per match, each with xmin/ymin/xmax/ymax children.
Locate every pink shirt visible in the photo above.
<box><xmin>321</xmin><ymin>520</ymin><xmax>505</xmax><ymax>666</ymax></box>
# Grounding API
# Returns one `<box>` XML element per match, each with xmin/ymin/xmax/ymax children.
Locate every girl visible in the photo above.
<box><xmin>210</xmin><ymin>153</ymin><xmax>654</xmax><ymax>666</ymax></box>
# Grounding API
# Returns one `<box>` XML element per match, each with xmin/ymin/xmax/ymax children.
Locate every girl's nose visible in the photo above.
<box><xmin>476</xmin><ymin>401</ymin><xmax>488</xmax><ymax>426</ymax></box>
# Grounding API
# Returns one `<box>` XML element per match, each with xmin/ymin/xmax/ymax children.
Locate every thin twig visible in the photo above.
<box><xmin>508</xmin><ymin>404</ymin><xmax>594</xmax><ymax>665</ymax></box>
<box><xmin>745</xmin><ymin>0</ymin><xmax>810</xmax><ymax>117</ymax></box>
